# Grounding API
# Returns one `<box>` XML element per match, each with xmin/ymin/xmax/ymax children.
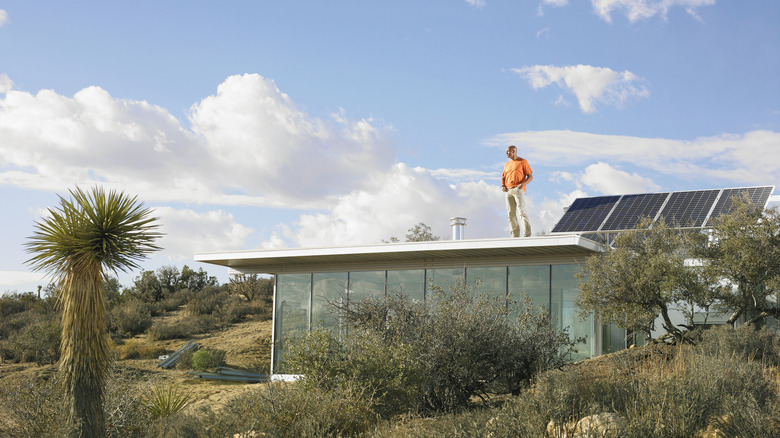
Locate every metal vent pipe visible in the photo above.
<box><xmin>450</xmin><ymin>217</ymin><xmax>467</xmax><ymax>240</ymax></box>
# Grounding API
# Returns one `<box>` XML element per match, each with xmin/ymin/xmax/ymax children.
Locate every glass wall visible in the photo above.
<box><xmin>273</xmin><ymin>273</ymin><xmax>311</xmax><ymax>372</ymax></box>
<box><xmin>349</xmin><ymin>270</ymin><xmax>385</xmax><ymax>304</ymax></box>
<box><xmin>509</xmin><ymin>265</ymin><xmax>550</xmax><ymax>310</ymax></box>
<box><xmin>426</xmin><ymin>267</ymin><xmax>465</xmax><ymax>299</ymax></box>
<box><xmin>387</xmin><ymin>269</ymin><xmax>425</xmax><ymax>301</ymax></box>
<box><xmin>273</xmin><ymin>262</ymin><xmax>624</xmax><ymax>373</ymax></box>
<box><xmin>551</xmin><ymin>264</ymin><xmax>592</xmax><ymax>361</ymax></box>
<box><xmin>311</xmin><ymin>272</ymin><xmax>347</xmax><ymax>334</ymax></box>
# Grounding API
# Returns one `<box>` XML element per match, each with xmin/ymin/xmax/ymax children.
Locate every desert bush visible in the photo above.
<box><xmin>147</xmin><ymin>314</ymin><xmax>216</xmax><ymax>340</ymax></box>
<box><xmin>11</xmin><ymin>313</ymin><xmax>61</xmax><ymax>365</ymax></box>
<box><xmin>0</xmin><ymin>374</ymin><xmax>68</xmax><ymax>437</ymax></box>
<box><xmin>285</xmin><ymin>327</ymin><xmax>425</xmax><ymax>418</ymax></box>
<box><xmin>214</xmin><ymin>381</ymin><xmax>377</xmax><ymax>437</ymax></box>
<box><xmin>191</xmin><ymin>347</ymin><xmax>226</xmax><ymax>371</ymax></box>
<box><xmin>697</xmin><ymin>324</ymin><xmax>780</xmax><ymax>366</ymax></box>
<box><xmin>187</xmin><ymin>285</ymin><xmax>230</xmax><ymax>316</ymax></box>
<box><xmin>109</xmin><ymin>298</ymin><xmax>153</xmax><ymax>337</ymax></box>
<box><xmin>115</xmin><ymin>339</ymin><xmax>166</xmax><ymax>360</ymax></box>
<box><xmin>282</xmin><ymin>280</ymin><xmax>576</xmax><ymax>414</ymax></box>
<box><xmin>0</xmin><ymin>368</ymin><xmax>156</xmax><ymax>437</ymax></box>
<box><xmin>490</xmin><ymin>338</ymin><xmax>780</xmax><ymax>437</ymax></box>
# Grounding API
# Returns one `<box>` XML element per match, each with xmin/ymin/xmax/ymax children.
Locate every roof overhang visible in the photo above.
<box><xmin>194</xmin><ymin>234</ymin><xmax>606</xmax><ymax>275</ymax></box>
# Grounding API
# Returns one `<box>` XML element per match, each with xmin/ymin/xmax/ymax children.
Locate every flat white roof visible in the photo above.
<box><xmin>194</xmin><ymin>234</ymin><xmax>606</xmax><ymax>275</ymax></box>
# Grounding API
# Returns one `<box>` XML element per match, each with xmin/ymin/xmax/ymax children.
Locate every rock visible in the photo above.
<box><xmin>573</xmin><ymin>413</ymin><xmax>627</xmax><ymax>438</ymax></box>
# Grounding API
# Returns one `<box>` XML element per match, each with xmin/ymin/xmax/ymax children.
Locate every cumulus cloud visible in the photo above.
<box><xmin>0</xmin><ymin>74</ymin><xmax>395</xmax><ymax>208</ymax></box>
<box><xmin>512</xmin><ymin>64</ymin><xmax>649</xmax><ymax>113</ymax></box>
<box><xmin>591</xmin><ymin>0</ymin><xmax>715</xmax><ymax>23</ymax></box>
<box><xmin>486</xmin><ymin>129</ymin><xmax>780</xmax><ymax>186</ymax></box>
<box><xmin>580</xmin><ymin>162</ymin><xmax>661</xmax><ymax>194</ymax></box>
<box><xmin>0</xmin><ymin>10</ymin><xmax>8</xmax><ymax>27</ymax></box>
<box><xmin>153</xmin><ymin>207</ymin><xmax>255</xmax><ymax>259</ymax></box>
<box><xmin>0</xmin><ymin>74</ymin><xmax>11</xmax><ymax>94</ymax></box>
<box><xmin>272</xmin><ymin>163</ymin><xmax>509</xmax><ymax>247</ymax></box>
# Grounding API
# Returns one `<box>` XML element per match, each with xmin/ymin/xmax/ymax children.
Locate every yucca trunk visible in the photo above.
<box><xmin>59</xmin><ymin>265</ymin><xmax>111</xmax><ymax>437</ymax></box>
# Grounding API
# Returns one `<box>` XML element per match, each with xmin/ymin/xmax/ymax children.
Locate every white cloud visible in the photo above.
<box><xmin>153</xmin><ymin>207</ymin><xmax>255</xmax><ymax>259</ymax></box>
<box><xmin>512</xmin><ymin>64</ymin><xmax>649</xmax><ymax>113</ymax></box>
<box><xmin>0</xmin><ymin>74</ymin><xmax>395</xmax><ymax>208</ymax></box>
<box><xmin>465</xmin><ymin>0</ymin><xmax>486</xmax><ymax>7</ymax></box>
<box><xmin>275</xmin><ymin>163</ymin><xmax>509</xmax><ymax>246</ymax></box>
<box><xmin>591</xmin><ymin>0</ymin><xmax>715</xmax><ymax>23</ymax></box>
<box><xmin>486</xmin><ymin>129</ymin><xmax>780</xmax><ymax>187</ymax></box>
<box><xmin>0</xmin><ymin>270</ymin><xmax>49</xmax><ymax>288</ymax></box>
<box><xmin>0</xmin><ymin>74</ymin><xmax>11</xmax><ymax>94</ymax></box>
<box><xmin>0</xmin><ymin>10</ymin><xmax>8</xmax><ymax>27</ymax></box>
<box><xmin>580</xmin><ymin>162</ymin><xmax>661</xmax><ymax>194</ymax></box>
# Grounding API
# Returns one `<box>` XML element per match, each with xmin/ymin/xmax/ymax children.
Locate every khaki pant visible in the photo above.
<box><xmin>506</xmin><ymin>187</ymin><xmax>531</xmax><ymax>237</ymax></box>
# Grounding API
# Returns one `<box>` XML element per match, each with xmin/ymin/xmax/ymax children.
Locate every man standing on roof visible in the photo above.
<box><xmin>501</xmin><ymin>145</ymin><xmax>533</xmax><ymax>238</ymax></box>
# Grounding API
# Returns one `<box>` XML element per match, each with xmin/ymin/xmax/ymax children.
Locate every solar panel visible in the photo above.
<box><xmin>551</xmin><ymin>196</ymin><xmax>620</xmax><ymax>233</ymax></box>
<box><xmin>657</xmin><ymin>190</ymin><xmax>721</xmax><ymax>228</ymax></box>
<box><xmin>706</xmin><ymin>186</ymin><xmax>774</xmax><ymax>225</ymax></box>
<box><xmin>551</xmin><ymin>186</ymin><xmax>774</xmax><ymax>234</ymax></box>
<box><xmin>601</xmin><ymin>193</ymin><xmax>669</xmax><ymax>231</ymax></box>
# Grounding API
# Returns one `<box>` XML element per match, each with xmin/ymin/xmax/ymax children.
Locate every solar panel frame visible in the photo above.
<box><xmin>551</xmin><ymin>196</ymin><xmax>621</xmax><ymax>233</ymax></box>
<box><xmin>656</xmin><ymin>189</ymin><xmax>721</xmax><ymax>228</ymax></box>
<box><xmin>705</xmin><ymin>186</ymin><xmax>775</xmax><ymax>225</ymax></box>
<box><xmin>550</xmin><ymin>186</ymin><xmax>774</xmax><ymax>235</ymax></box>
<box><xmin>600</xmin><ymin>192</ymin><xmax>670</xmax><ymax>231</ymax></box>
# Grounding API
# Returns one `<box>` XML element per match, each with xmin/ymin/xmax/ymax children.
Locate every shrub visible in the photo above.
<box><xmin>12</xmin><ymin>313</ymin><xmax>61</xmax><ymax>365</ymax></box>
<box><xmin>214</xmin><ymin>381</ymin><xmax>377</xmax><ymax>437</ymax></box>
<box><xmin>286</xmin><ymin>327</ymin><xmax>425</xmax><ymax>419</ymax></box>
<box><xmin>490</xmin><ymin>338</ymin><xmax>780</xmax><ymax>437</ymax></box>
<box><xmin>115</xmin><ymin>339</ymin><xmax>166</xmax><ymax>360</ymax></box>
<box><xmin>148</xmin><ymin>314</ymin><xmax>216</xmax><ymax>340</ymax></box>
<box><xmin>191</xmin><ymin>347</ymin><xmax>226</xmax><ymax>371</ymax></box>
<box><xmin>283</xmin><ymin>280</ymin><xmax>576</xmax><ymax>413</ymax></box>
<box><xmin>697</xmin><ymin>324</ymin><xmax>780</xmax><ymax>366</ymax></box>
<box><xmin>109</xmin><ymin>299</ymin><xmax>153</xmax><ymax>337</ymax></box>
<box><xmin>187</xmin><ymin>285</ymin><xmax>229</xmax><ymax>316</ymax></box>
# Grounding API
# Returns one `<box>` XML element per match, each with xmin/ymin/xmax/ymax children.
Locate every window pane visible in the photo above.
<box><xmin>426</xmin><ymin>267</ymin><xmax>465</xmax><ymax>299</ymax></box>
<box><xmin>273</xmin><ymin>273</ymin><xmax>311</xmax><ymax>373</ymax></box>
<box><xmin>551</xmin><ymin>264</ymin><xmax>592</xmax><ymax>360</ymax></box>
<box><xmin>467</xmin><ymin>266</ymin><xmax>507</xmax><ymax>300</ymax></box>
<box><xmin>387</xmin><ymin>269</ymin><xmax>425</xmax><ymax>301</ymax></box>
<box><xmin>508</xmin><ymin>265</ymin><xmax>550</xmax><ymax>310</ymax></box>
<box><xmin>349</xmin><ymin>271</ymin><xmax>385</xmax><ymax>304</ymax></box>
<box><xmin>312</xmin><ymin>272</ymin><xmax>348</xmax><ymax>334</ymax></box>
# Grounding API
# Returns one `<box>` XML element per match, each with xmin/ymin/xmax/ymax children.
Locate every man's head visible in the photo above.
<box><xmin>506</xmin><ymin>145</ymin><xmax>518</xmax><ymax>160</ymax></box>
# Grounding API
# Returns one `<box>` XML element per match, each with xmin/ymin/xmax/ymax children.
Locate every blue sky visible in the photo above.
<box><xmin>1</xmin><ymin>0</ymin><xmax>778</xmax><ymax>293</ymax></box>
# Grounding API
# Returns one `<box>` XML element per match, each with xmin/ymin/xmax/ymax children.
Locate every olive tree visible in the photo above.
<box><xmin>704</xmin><ymin>198</ymin><xmax>780</xmax><ymax>325</ymax></box>
<box><xmin>576</xmin><ymin>218</ymin><xmax>719</xmax><ymax>340</ymax></box>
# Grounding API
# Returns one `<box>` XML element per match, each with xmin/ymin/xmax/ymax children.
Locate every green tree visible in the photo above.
<box><xmin>405</xmin><ymin>222</ymin><xmax>440</xmax><ymax>242</ymax></box>
<box><xmin>576</xmin><ymin>218</ymin><xmax>716</xmax><ymax>340</ymax></box>
<box><xmin>384</xmin><ymin>222</ymin><xmax>441</xmax><ymax>243</ymax></box>
<box><xmin>704</xmin><ymin>198</ymin><xmax>780</xmax><ymax>325</ymax></box>
<box><xmin>25</xmin><ymin>187</ymin><xmax>162</xmax><ymax>437</ymax></box>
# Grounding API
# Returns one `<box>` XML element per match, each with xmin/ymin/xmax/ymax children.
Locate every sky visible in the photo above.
<box><xmin>1</xmin><ymin>0</ymin><xmax>778</xmax><ymax>294</ymax></box>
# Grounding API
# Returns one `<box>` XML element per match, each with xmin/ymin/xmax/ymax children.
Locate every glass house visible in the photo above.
<box><xmin>195</xmin><ymin>234</ymin><xmax>625</xmax><ymax>377</ymax></box>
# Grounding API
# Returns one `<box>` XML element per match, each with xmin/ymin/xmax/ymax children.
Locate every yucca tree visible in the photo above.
<box><xmin>26</xmin><ymin>187</ymin><xmax>162</xmax><ymax>438</ymax></box>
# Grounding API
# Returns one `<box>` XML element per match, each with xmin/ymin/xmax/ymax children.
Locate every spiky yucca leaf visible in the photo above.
<box><xmin>25</xmin><ymin>186</ymin><xmax>162</xmax><ymax>438</ymax></box>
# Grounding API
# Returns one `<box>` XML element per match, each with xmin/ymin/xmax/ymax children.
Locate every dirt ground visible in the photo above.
<box><xmin>0</xmin><ymin>313</ymin><xmax>274</xmax><ymax>416</ymax></box>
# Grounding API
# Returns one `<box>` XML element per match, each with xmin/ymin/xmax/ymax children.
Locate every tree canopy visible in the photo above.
<box><xmin>577</xmin><ymin>196</ymin><xmax>780</xmax><ymax>341</ymax></box>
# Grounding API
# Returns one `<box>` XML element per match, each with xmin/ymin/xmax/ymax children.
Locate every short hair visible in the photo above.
<box><xmin>507</xmin><ymin>145</ymin><xmax>517</xmax><ymax>151</ymax></box>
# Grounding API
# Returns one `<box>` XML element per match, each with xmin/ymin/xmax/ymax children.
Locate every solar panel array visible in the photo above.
<box><xmin>551</xmin><ymin>186</ymin><xmax>774</xmax><ymax>234</ymax></box>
